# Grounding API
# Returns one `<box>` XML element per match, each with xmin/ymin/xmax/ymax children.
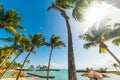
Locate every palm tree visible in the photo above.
<box><xmin>48</xmin><ymin>1</ymin><xmax>77</xmax><ymax>79</ymax></box>
<box><xmin>25</xmin><ymin>59</ymin><xmax>30</xmax><ymax>67</ymax></box>
<box><xmin>46</xmin><ymin>35</ymin><xmax>66</xmax><ymax>80</ymax></box>
<box><xmin>111</xmin><ymin>63</ymin><xmax>120</xmax><ymax>70</ymax></box>
<box><xmin>0</xmin><ymin>46</ymin><xmax>16</xmax><ymax>67</ymax></box>
<box><xmin>28</xmin><ymin>65</ymin><xmax>34</xmax><ymax>71</ymax></box>
<box><xmin>36</xmin><ymin>65</ymin><xmax>41</xmax><ymax>70</ymax></box>
<box><xmin>0</xmin><ymin>4</ymin><xmax>25</xmax><ymax>36</ymax></box>
<box><xmin>80</xmin><ymin>23</ymin><xmax>120</xmax><ymax>65</ymax></box>
<box><xmin>16</xmin><ymin>33</ymin><xmax>45</xmax><ymax>80</ymax></box>
<box><xmin>0</xmin><ymin>35</ymin><xmax>30</xmax><ymax>79</ymax></box>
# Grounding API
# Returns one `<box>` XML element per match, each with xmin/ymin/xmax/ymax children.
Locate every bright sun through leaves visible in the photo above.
<box><xmin>83</xmin><ymin>1</ymin><xmax>113</xmax><ymax>33</ymax></box>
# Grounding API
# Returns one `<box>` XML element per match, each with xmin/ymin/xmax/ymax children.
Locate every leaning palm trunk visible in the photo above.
<box><xmin>58</xmin><ymin>8</ymin><xmax>77</xmax><ymax>80</ymax></box>
<box><xmin>106</xmin><ymin>48</ymin><xmax>120</xmax><ymax>65</ymax></box>
<box><xmin>0</xmin><ymin>50</ymin><xmax>23</xmax><ymax>79</ymax></box>
<box><xmin>47</xmin><ymin>47</ymin><xmax>53</xmax><ymax>80</ymax></box>
<box><xmin>16</xmin><ymin>47</ymin><xmax>34</xmax><ymax>80</ymax></box>
<box><xmin>103</xmin><ymin>43</ymin><xmax>120</xmax><ymax>65</ymax></box>
<box><xmin>0</xmin><ymin>50</ymin><xmax>13</xmax><ymax>67</ymax></box>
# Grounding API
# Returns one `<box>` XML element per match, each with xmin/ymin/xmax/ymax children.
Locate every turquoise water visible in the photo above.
<box><xmin>24</xmin><ymin>69</ymin><xmax>120</xmax><ymax>80</ymax></box>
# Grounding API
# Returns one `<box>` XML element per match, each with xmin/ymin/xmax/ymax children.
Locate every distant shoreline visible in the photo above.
<box><xmin>76</xmin><ymin>70</ymin><xmax>120</xmax><ymax>75</ymax></box>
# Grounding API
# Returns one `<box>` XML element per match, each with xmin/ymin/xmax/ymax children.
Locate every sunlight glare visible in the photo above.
<box><xmin>83</xmin><ymin>1</ymin><xmax>111</xmax><ymax>33</ymax></box>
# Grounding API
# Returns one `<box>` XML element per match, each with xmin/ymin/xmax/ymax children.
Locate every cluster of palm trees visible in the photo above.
<box><xmin>48</xmin><ymin>0</ymin><xmax>120</xmax><ymax>80</ymax></box>
<box><xmin>48</xmin><ymin>0</ymin><xmax>103</xmax><ymax>80</ymax></box>
<box><xmin>0</xmin><ymin>3</ymin><xmax>66</xmax><ymax>80</ymax></box>
<box><xmin>36</xmin><ymin>65</ymin><xmax>48</xmax><ymax>71</ymax></box>
<box><xmin>0</xmin><ymin>0</ymin><xmax>105</xmax><ymax>80</ymax></box>
<box><xmin>1</xmin><ymin>0</ymin><xmax>120</xmax><ymax>80</ymax></box>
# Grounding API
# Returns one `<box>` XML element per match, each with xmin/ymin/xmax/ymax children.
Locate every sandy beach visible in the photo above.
<box><xmin>0</xmin><ymin>77</ymin><xmax>27</xmax><ymax>80</ymax></box>
<box><xmin>0</xmin><ymin>77</ymin><xmax>39</xmax><ymax>80</ymax></box>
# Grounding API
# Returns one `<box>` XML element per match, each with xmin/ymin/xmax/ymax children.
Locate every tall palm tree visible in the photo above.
<box><xmin>46</xmin><ymin>35</ymin><xmax>66</xmax><ymax>80</ymax></box>
<box><xmin>80</xmin><ymin>24</ymin><xmax>120</xmax><ymax>65</ymax></box>
<box><xmin>16</xmin><ymin>33</ymin><xmax>45</xmax><ymax>80</ymax></box>
<box><xmin>0</xmin><ymin>4</ymin><xmax>25</xmax><ymax>36</ymax></box>
<box><xmin>48</xmin><ymin>1</ymin><xmax>77</xmax><ymax>79</ymax></box>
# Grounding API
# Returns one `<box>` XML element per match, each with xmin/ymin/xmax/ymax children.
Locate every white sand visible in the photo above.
<box><xmin>0</xmin><ymin>77</ymin><xmax>38</xmax><ymax>80</ymax></box>
<box><xmin>0</xmin><ymin>77</ymin><xmax>27</xmax><ymax>80</ymax></box>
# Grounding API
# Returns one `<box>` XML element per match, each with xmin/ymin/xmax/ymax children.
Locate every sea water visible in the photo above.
<box><xmin>25</xmin><ymin>69</ymin><xmax>120</xmax><ymax>80</ymax></box>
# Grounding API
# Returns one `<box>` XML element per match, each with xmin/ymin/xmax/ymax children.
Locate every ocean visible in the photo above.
<box><xmin>24</xmin><ymin>69</ymin><xmax>120</xmax><ymax>80</ymax></box>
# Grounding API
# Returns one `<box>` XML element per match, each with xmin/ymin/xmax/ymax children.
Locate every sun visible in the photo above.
<box><xmin>82</xmin><ymin>1</ymin><xmax>111</xmax><ymax>33</ymax></box>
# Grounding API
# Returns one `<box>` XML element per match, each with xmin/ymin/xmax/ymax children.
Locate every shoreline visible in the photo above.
<box><xmin>0</xmin><ymin>77</ymin><xmax>27</xmax><ymax>80</ymax></box>
<box><xmin>0</xmin><ymin>77</ymin><xmax>38</xmax><ymax>80</ymax></box>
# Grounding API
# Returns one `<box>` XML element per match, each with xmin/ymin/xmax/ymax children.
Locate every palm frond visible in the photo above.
<box><xmin>0</xmin><ymin>4</ymin><xmax>4</xmax><ymax>19</ymax></box>
<box><xmin>14</xmin><ymin>25</ymin><xmax>26</xmax><ymax>30</ymax></box>
<box><xmin>47</xmin><ymin>6</ymin><xmax>54</xmax><ymax>11</ymax></box>
<box><xmin>72</xmin><ymin>0</ymin><xmax>92</xmax><ymax>21</ymax></box>
<box><xmin>31</xmin><ymin>50</ymin><xmax>36</xmax><ymax>55</ymax></box>
<box><xmin>54</xmin><ymin>41</ymin><xmax>66</xmax><ymax>48</ymax></box>
<box><xmin>72</xmin><ymin>0</ymin><xmax>102</xmax><ymax>21</ymax></box>
<box><xmin>112</xmin><ymin>38</ymin><xmax>120</xmax><ymax>46</ymax></box>
<box><xmin>83</xmin><ymin>43</ymin><xmax>96</xmax><ymax>49</ymax></box>
<box><xmin>0</xmin><ymin>37</ymin><xmax>14</xmax><ymax>42</ymax></box>
<box><xmin>72</xmin><ymin>6</ymin><xmax>84</xmax><ymax>21</ymax></box>
<box><xmin>28</xmin><ymin>34</ymin><xmax>33</xmax><ymax>40</ymax></box>
<box><xmin>4</xmin><ymin>26</ymin><xmax>19</xmax><ymax>36</ymax></box>
<box><xmin>79</xmin><ymin>33</ymin><xmax>95</xmax><ymax>42</ymax></box>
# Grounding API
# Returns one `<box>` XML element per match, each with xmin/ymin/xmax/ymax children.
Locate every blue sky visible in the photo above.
<box><xmin>0</xmin><ymin>0</ymin><xmax>120</xmax><ymax>70</ymax></box>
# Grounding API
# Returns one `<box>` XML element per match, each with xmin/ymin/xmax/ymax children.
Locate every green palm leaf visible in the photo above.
<box><xmin>84</xmin><ymin>43</ymin><xmax>96</xmax><ymax>49</ymax></box>
<box><xmin>112</xmin><ymin>38</ymin><xmax>120</xmax><ymax>46</ymax></box>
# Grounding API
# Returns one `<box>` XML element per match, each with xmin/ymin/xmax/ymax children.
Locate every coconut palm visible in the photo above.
<box><xmin>48</xmin><ymin>0</ymin><xmax>77</xmax><ymax>79</ymax></box>
<box><xmin>0</xmin><ymin>4</ymin><xmax>25</xmax><ymax>36</ymax></box>
<box><xmin>0</xmin><ymin>34</ymin><xmax>30</xmax><ymax>79</ymax></box>
<box><xmin>80</xmin><ymin>23</ymin><xmax>120</xmax><ymax>65</ymax></box>
<box><xmin>46</xmin><ymin>35</ymin><xmax>66</xmax><ymax>80</ymax></box>
<box><xmin>0</xmin><ymin>46</ymin><xmax>16</xmax><ymax>67</ymax></box>
<box><xmin>0</xmin><ymin>35</ymin><xmax>27</xmax><ymax>67</ymax></box>
<box><xmin>16</xmin><ymin>33</ymin><xmax>45</xmax><ymax>80</ymax></box>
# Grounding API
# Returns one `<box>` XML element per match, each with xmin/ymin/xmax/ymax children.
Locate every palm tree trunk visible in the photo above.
<box><xmin>16</xmin><ymin>47</ymin><xmax>34</xmax><ymax>80</ymax></box>
<box><xmin>59</xmin><ymin>9</ymin><xmax>77</xmax><ymax>80</ymax></box>
<box><xmin>0</xmin><ymin>50</ymin><xmax>13</xmax><ymax>67</ymax></box>
<box><xmin>104</xmin><ymin>44</ymin><xmax>120</xmax><ymax>65</ymax></box>
<box><xmin>0</xmin><ymin>49</ymin><xmax>23</xmax><ymax>79</ymax></box>
<box><xmin>47</xmin><ymin>47</ymin><xmax>53</xmax><ymax>80</ymax></box>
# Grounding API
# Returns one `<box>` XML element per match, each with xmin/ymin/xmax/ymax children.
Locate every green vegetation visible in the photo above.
<box><xmin>80</xmin><ymin>21</ymin><xmax>120</xmax><ymax>65</ymax></box>
<box><xmin>99</xmin><ymin>67</ymin><xmax>108</xmax><ymax>72</ymax></box>
<box><xmin>16</xmin><ymin>33</ymin><xmax>45</xmax><ymax>80</ymax></box>
<box><xmin>111</xmin><ymin>63</ymin><xmax>120</xmax><ymax>70</ymax></box>
<box><xmin>28</xmin><ymin>65</ymin><xmax>34</xmax><ymax>71</ymax></box>
<box><xmin>1</xmin><ymin>1</ymin><xmax>120</xmax><ymax>80</ymax></box>
<box><xmin>36</xmin><ymin>65</ymin><xmax>48</xmax><ymax>71</ymax></box>
<box><xmin>0</xmin><ymin>3</ymin><xmax>66</xmax><ymax>80</ymax></box>
<box><xmin>45</xmin><ymin>35</ymin><xmax>66</xmax><ymax>80</ymax></box>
